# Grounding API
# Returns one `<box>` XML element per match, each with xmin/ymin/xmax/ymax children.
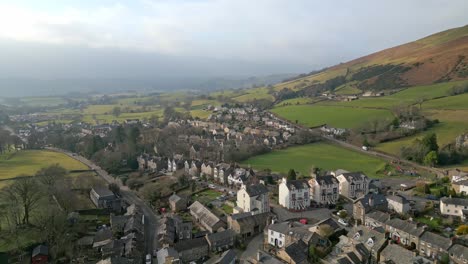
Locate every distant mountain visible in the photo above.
<box><xmin>272</xmin><ymin>25</ymin><xmax>468</xmax><ymax>93</ymax></box>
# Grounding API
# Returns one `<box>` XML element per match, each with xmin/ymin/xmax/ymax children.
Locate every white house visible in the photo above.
<box><xmin>332</xmin><ymin>171</ymin><xmax>369</xmax><ymax>199</ymax></box>
<box><xmin>453</xmin><ymin>180</ymin><xmax>468</xmax><ymax>195</ymax></box>
<box><xmin>308</xmin><ymin>175</ymin><xmax>339</xmax><ymax>205</ymax></box>
<box><xmin>440</xmin><ymin>197</ymin><xmax>468</xmax><ymax>221</ymax></box>
<box><xmin>278</xmin><ymin>178</ymin><xmax>310</xmax><ymax>211</ymax></box>
<box><xmin>235</xmin><ymin>184</ymin><xmax>270</xmax><ymax>215</ymax></box>
<box><xmin>386</xmin><ymin>195</ymin><xmax>411</xmax><ymax>214</ymax></box>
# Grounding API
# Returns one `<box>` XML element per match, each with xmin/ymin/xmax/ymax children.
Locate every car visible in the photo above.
<box><xmin>338</xmin><ymin>218</ymin><xmax>349</xmax><ymax>226</ymax></box>
<box><xmin>146</xmin><ymin>254</ymin><xmax>152</xmax><ymax>264</ymax></box>
<box><xmin>208</xmin><ymin>184</ymin><xmax>215</xmax><ymax>189</ymax></box>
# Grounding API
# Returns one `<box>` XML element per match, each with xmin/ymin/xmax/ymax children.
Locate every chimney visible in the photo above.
<box><xmin>369</xmin><ymin>195</ymin><xmax>374</xmax><ymax>207</ymax></box>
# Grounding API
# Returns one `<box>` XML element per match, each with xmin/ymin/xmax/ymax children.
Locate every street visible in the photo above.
<box><xmin>45</xmin><ymin>147</ymin><xmax>160</xmax><ymax>254</ymax></box>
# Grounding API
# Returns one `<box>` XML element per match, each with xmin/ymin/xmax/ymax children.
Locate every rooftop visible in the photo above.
<box><xmin>245</xmin><ymin>183</ymin><xmax>269</xmax><ymax>197</ymax></box>
<box><xmin>441</xmin><ymin>197</ymin><xmax>468</xmax><ymax>206</ymax></box>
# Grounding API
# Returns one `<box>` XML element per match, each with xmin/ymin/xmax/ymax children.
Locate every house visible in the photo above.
<box><xmin>157</xmin><ymin>247</ymin><xmax>180</xmax><ymax>264</ymax></box>
<box><xmin>353</xmin><ymin>193</ymin><xmax>388</xmax><ymax>224</ymax></box>
<box><xmin>90</xmin><ymin>187</ymin><xmax>121</xmax><ymax>211</ymax></box>
<box><xmin>278</xmin><ymin>177</ymin><xmax>311</xmax><ymax>210</ymax></box>
<box><xmin>206</xmin><ymin>229</ymin><xmax>235</xmax><ymax>252</ymax></box>
<box><xmin>174</xmin><ymin>237</ymin><xmax>209</xmax><ymax>263</ymax></box>
<box><xmin>453</xmin><ymin>180</ymin><xmax>468</xmax><ymax>195</ymax></box>
<box><xmin>201</xmin><ymin>162</ymin><xmax>215</xmax><ymax>178</ymax></box>
<box><xmin>308</xmin><ymin>174</ymin><xmax>339</xmax><ymax>205</ymax></box>
<box><xmin>348</xmin><ymin>227</ymin><xmax>387</xmax><ymax>262</ymax></box>
<box><xmin>93</xmin><ymin>228</ymin><xmax>113</xmax><ymax>248</ymax></box>
<box><xmin>379</xmin><ymin>243</ymin><xmax>416</xmax><ymax>264</ymax></box>
<box><xmin>157</xmin><ymin>217</ymin><xmax>176</xmax><ymax>246</ymax></box>
<box><xmin>32</xmin><ymin>245</ymin><xmax>48</xmax><ymax>264</ymax></box>
<box><xmin>211</xmin><ymin>249</ymin><xmax>236</xmax><ymax>264</ymax></box>
<box><xmin>235</xmin><ymin>183</ymin><xmax>270</xmax><ymax>214</ymax></box>
<box><xmin>169</xmin><ymin>193</ymin><xmax>187</xmax><ymax>212</ymax></box>
<box><xmin>418</xmin><ymin>231</ymin><xmax>452</xmax><ymax>260</ymax></box>
<box><xmin>267</xmin><ymin>221</ymin><xmax>315</xmax><ymax>248</ymax></box>
<box><xmin>188</xmin><ymin>201</ymin><xmax>226</xmax><ymax>233</ymax></box>
<box><xmin>173</xmin><ymin>215</ymin><xmax>193</xmax><ymax>241</ymax></box>
<box><xmin>277</xmin><ymin>240</ymin><xmax>308</xmax><ymax>264</ymax></box>
<box><xmin>440</xmin><ymin>197</ymin><xmax>468</xmax><ymax>221</ymax></box>
<box><xmin>333</xmin><ymin>171</ymin><xmax>370</xmax><ymax>199</ymax></box>
<box><xmin>386</xmin><ymin>195</ymin><xmax>411</xmax><ymax>214</ymax></box>
<box><xmin>227</xmin><ymin>212</ymin><xmax>269</xmax><ymax>238</ymax></box>
<box><xmin>385</xmin><ymin>218</ymin><xmax>425</xmax><ymax>248</ymax></box>
<box><xmin>448</xmin><ymin>244</ymin><xmax>468</xmax><ymax>264</ymax></box>
<box><xmin>364</xmin><ymin>211</ymin><xmax>390</xmax><ymax>232</ymax></box>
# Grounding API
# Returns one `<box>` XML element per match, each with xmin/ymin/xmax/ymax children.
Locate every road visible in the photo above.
<box><xmin>269</xmin><ymin>111</ymin><xmax>445</xmax><ymax>178</ymax></box>
<box><xmin>239</xmin><ymin>234</ymin><xmax>264</xmax><ymax>263</ymax></box>
<box><xmin>45</xmin><ymin>147</ymin><xmax>159</xmax><ymax>255</ymax></box>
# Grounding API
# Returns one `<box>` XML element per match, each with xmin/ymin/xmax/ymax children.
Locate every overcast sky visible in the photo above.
<box><xmin>0</xmin><ymin>0</ymin><xmax>467</xmax><ymax>80</ymax></box>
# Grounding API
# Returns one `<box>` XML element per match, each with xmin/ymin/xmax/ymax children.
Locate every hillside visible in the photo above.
<box><xmin>272</xmin><ymin>25</ymin><xmax>468</xmax><ymax>95</ymax></box>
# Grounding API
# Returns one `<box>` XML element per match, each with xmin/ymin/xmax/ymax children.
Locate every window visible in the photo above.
<box><xmin>271</xmin><ymin>231</ymin><xmax>274</xmax><ymax>235</ymax></box>
<box><xmin>292</xmin><ymin>194</ymin><xmax>296</xmax><ymax>200</ymax></box>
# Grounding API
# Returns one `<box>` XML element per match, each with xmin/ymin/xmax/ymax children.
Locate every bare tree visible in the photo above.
<box><xmin>36</xmin><ymin>164</ymin><xmax>67</xmax><ymax>195</ymax></box>
<box><xmin>2</xmin><ymin>176</ymin><xmax>43</xmax><ymax>225</ymax></box>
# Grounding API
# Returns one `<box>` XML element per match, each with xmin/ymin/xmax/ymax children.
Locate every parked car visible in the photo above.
<box><xmin>146</xmin><ymin>254</ymin><xmax>152</xmax><ymax>264</ymax></box>
<box><xmin>338</xmin><ymin>218</ymin><xmax>349</xmax><ymax>226</ymax></box>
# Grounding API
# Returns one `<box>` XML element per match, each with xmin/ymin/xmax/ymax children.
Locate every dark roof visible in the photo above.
<box><xmin>357</xmin><ymin>193</ymin><xmax>388</xmax><ymax>209</ymax></box>
<box><xmin>246</xmin><ymin>184</ymin><xmax>269</xmax><ymax>196</ymax></box>
<box><xmin>230</xmin><ymin>212</ymin><xmax>253</xmax><ymax>220</ymax></box>
<box><xmin>285</xmin><ymin>179</ymin><xmax>309</xmax><ymax>190</ymax></box>
<box><xmin>337</xmin><ymin>257</ymin><xmax>353</xmax><ymax>264</ymax></box>
<box><xmin>233</xmin><ymin>212</ymin><xmax>269</xmax><ymax>226</ymax></box>
<box><xmin>169</xmin><ymin>193</ymin><xmax>182</xmax><ymax>203</ymax></box>
<box><xmin>216</xmin><ymin>249</ymin><xmax>237</xmax><ymax>264</ymax></box>
<box><xmin>93</xmin><ymin>187</ymin><xmax>114</xmax><ymax>197</ymax></box>
<box><xmin>340</xmin><ymin>172</ymin><xmax>368</xmax><ymax>182</ymax></box>
<box><xmin>346</xmin><ymin>252</ymin><xmax>361</xmax><ymax>264</ymax></box>
<box><xmin>365</xmin><ymin>210</ymin><xmax>391</xmax><ymax>223</ymax></box>
<box><xmin>385</xmin><ymin>218</ymin><xmax>424</xmax><ymax>237</ymax></box>
<box><xmin>386</xmin><ymin>195</ymin><xmax>409</xmax><ymax>204</ymax></box>
<box><xmin>315</xmin><ymin>175</ymin><xmax>338</xmax><ymax>186</ymax></box>
<box><xmin>284</xmin><ymin>240</ymin><xmax>308</xmax><ymax>263</ymax></box>
<box><xmin>420</xmin><ymin>231</ymin><xmax>452</xmax><ymax>251</ymax></box>
<box><xmin>94</xmin><ymin>228</ymin><xmax>113</xmax><ymax>243</ymax></box>
<box><xmin>206</xmin><ymin>229</ymin><xmax>235</xmax><ymax>243</ymax></box>
<box><xmin>448</xmin><ymin>244</ymin><xmax>468</xmax><ymax>259</ymax></box>
<box><xmin>354</xmin><ymin>243</ymin><xmax>369</xmax><ymax>259</ymax></box>
<box><xmin>32</xmin><ymin>245</ymin><xmax>48</xmax><ymax>257</ymax></box>
<box><xmin>380</xmin><ymin>243</ymin><xmax>414</xmax><ymax>264</ymax></box>
<box><xmin>441</xmin><ymin>197</ymin><xmax>468</xmax><ymax>206</ymax></box>
<box><xmin>174</xmin><ymin>237</ymin><xmax>208</xmax><ymax>252</ymax></box>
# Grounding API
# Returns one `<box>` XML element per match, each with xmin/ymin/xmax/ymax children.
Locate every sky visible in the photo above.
<box><xmin>0</xmin><ymin>0</ymin><xmax>467</xmax><ymax>93</ymax></box>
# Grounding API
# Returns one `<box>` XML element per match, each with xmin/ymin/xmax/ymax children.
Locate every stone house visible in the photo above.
<box><xmin>235</xmin><ymin>183</ymin><xmax>270</xmax><ymax>215</ymax></box>
<box><xmin>386</xmin><ymin>195</ymin><xmax>411</xmax><ymax>215</ymax></box>
<box><xmin>418</xmin><ymin>231</ymin><xmax>452</xmax><ymax>260</ymax></box>
<box><xmin>227</xmin><ymin>212</ymin><xmax>269</xmax><ymax>239</ymax></box>
<box><xmin>448</xmin><ymin>244</ymin><xmax>468</xmax><ymax>264</ymax></box>
<box><xmin>188</xmin><ymin>201</ymin><xmax>226</xmax><ymax>233</ymax></box>
<box><xmin>277</xmin><ymin>240</ymin><xmax>308</xmax><ymax>264</ymax></box>
<box><xmin>440</xmin><ymin>197</ymin><xmax>468</xmax><ymax>221</ymax></box>
<box><xmin>353</xmin><ymin>193</ymin><xmax>388</xmax><ymax>224</ymax></box>
<box><xmin>169</xmin><ymin>194</ymin><xmax>188</xmax><ymax>212</ymax></box>
<box><xmin>90</xmin><ymin>187</ymin><xmax>121</xmax><ymax>212</ymax></box>
<box><xmin>333</xmin><ymin>171</ymin><xmax>370</xmax><ymax>200</ymax></box>
<box><xmin>174</xmin><ymin>237</ymin><xmax>209</xmax><ymax>263</ymax></box>
<box><xmin>308</xmin><ymin>174</ymin><xmax>339</xmax><ymax>205</ymax></box>
<box><xmin>453</xmin><ymin>180</ymin><xmax>468</xmax><ymax>195</ymax></box>
<box><xmin>278</xmin><ymin>178</ymin><xmax>311</xmax><ymax>211</ymax></box>
<box><xmin>201</xmin><ymin>162</ymin><xmax>215</xmax><ymax>178</ymax></box>
<box><xmin>173</xmin><ymin>216</ymin><xmax>192</xmax><ymax>241</ymax></box>
<box><xmin>205</xmin><ymin>229</ymin><xmax>235</xmax><ymax>252</ymax></box>
<box><xmin>385</xmin><ymin>218</ymin><xmax>425</xmax><ymax>249</ymax></box>
<box><xmin>348</xmin><ymin>226</ymin><xmax>388</xmax><ymax>262</ymax></box>
<box><xmin>379</xmin><ymin>243</ymin><xmax>416</xmax><ymax>264</ymax></box>
<box><xmin>364</xmin><ymin>211</ymin><xmax>391</xmax><ymax>232</ymax></box>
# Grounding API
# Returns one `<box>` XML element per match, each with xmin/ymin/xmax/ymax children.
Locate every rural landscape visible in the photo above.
<box><xmin>1</xmin><ymin>1</ymin><xmax>468</xmax><ymax>264</ymax></box>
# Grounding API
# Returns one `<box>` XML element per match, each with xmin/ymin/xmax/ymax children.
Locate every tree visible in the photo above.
<box><xmin>424</xmin><ymin>184</ymin><xmax>431</xmax><ymax>194</ymax></box>
<box><xmin>2</xmin><ymin>177</ymin><xmax>43</xmax><ymax>225</ymax></box>
<box><xmin>456</xmin><ymin>225</ymin><xmax>468</xmax><ymax>235</ymax></box>
<box><xmin>36</xmin><ymin>164</ymin><xmax>67</xmax><ymax>194</ymax></box>
<box><xmin>287</xmin><ymin>169</ymin><xmax>297</xmax><ymax>180</ymax></box>
<box><xmin>108</xmin><ymin>183</ymin><xmax>120</xmax><ymax>195</ymax></box>
<box><xmin>112</xmin><ymin>106</ymin><xmax>121</xmax><ymax>117</ymax></box>
<box><xmin>422</xmin><ymin>133</ymin><xmax>439</xmax><ymax>152</ymax></box>
<box><xmin>423</xmin><ymin>151</ymin><xmax>438</xmax><ymax>167</ymax></box>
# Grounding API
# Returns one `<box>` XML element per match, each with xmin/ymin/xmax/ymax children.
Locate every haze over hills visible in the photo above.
<box><xmin>270</xmin><ymin>25</ymin><xmax>468</xmax><ymax>95</ymax></box>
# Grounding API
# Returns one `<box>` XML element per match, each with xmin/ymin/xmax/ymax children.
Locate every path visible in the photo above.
<box><xmin>239</xmin><ymin>234</ymin><xmax>264</xmax><ymax>264</ymax></box>
<box><xmin>45</xmin><ymin>147</ymin><xmax>160</xmax><ymax>255</ymax></box>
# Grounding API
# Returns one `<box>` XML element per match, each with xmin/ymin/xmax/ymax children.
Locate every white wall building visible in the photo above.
<box><xmin>332</xmin><ymin>170</ymin><xmax>370</xmax><ymax>199</ymax></box>
<box><xmin>440</xmin><ymin>197</ymin><xmax>468</xmax><ymax>221</ymax></box>
<box><xmin>236</xmin><ymin>184</ymin><xmax>270</xmax><ymax>214</ymax></box>
<box><xmin>386</xmin><ymin>195</ymin><xmax>411</xmax><ymax>214</ymax></box>
<box><xmin>278</xmin><ymin>178</ymin><xmax>310</xmax><ymax>210</ymax></box>
<box><xmin>308</xmin><ymin>175</ymin><xmax>339</xmax><ymax>205</ymax></box>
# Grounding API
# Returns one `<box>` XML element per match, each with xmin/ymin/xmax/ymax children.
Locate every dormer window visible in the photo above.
<box><xmin>353</xmin><ymin>233</ymin><xmax>360</xmax><ymax>239</ymax></box>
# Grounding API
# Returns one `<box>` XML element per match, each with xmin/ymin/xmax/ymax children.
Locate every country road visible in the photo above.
<box><xmin>45</xmin><ymin>147</ymin><xmax>160</xmax><ymax>255</ymax></box>
<box><xmin>268</xmin><ymin>111</ymin><xmax>446</xmax><ymax>178</ymax></box>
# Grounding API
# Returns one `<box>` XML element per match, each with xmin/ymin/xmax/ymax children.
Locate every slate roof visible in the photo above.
<box><xmin>365</xmin><ymin>210</ymin><xmax>391</xmax><ymax>223</ymax></box>
<box><xmin>93</xmin><ymin>187</ymin><xmax>115</xmax><ymax>198</ymax></box>
<box><xmin>169</xmin><ymin>193</ymin><xmax>182</xmax><ymax>203</ymax></box>
<box><xmin>94</xmin><ymin>228</ymin><xmax>113</xmax><ymax>243</ymax></box>
<box><xmin>385</xmin><ymin>218</ymin><xmax>425</xmax><ymax>237</ymax></box>
<box><xmin>174</xmin><ymin>237</ymin><xmax>208</xmax><ymax>252</ymax></box>
<box><xmin>386</xmin><ymin>195</ymin><xmax>409</xmax><ymax>204</ymax></box>
<box><xmin>232</xmin><ymin>212</ymin><xmax>269</xmax><ymax>227</ymax></box>
<box><xmin>284</xmin><ymin>240</ymin><xmax>308</xmax><ymax>263</ymax></box>
<box><xmin>315</xmin><ymin>175</ymin><xmax>338</xmax><ymax>186</ymax></box>
<box><xmin>349</xmin><ymin>226</ymin><xmax>386</xmax><ymax>250</ymax></box>
<box><xmin>346</xmin><ymin>252</ymin><xmax>361</xmax><ymax>264</ymax></box>
<box><xmin>189</xmin><ymin>201</ymin><xmax>222</xmax><ymax>227</ymax></box>
<box><xmin>380</xmin><ymin>243</ymin><xmax>414</xmax><ymax>264</ymax></box>
<box><xmin>157</xmin><ymin>247</ymin><xmax>179</xmax><ymax>264</ymax></box>
<box><xmin>32</xmin><ymin>245</ymin><xmax>48</xmax><ymax>257</ymax></box>
<box><xmin>340</xmin><ymin>172</ymin><xmax>368</xmax><ymax>182</ymax></box>
<box><xmin>441</xmin><ymin>197</ymin><xmax>468</xmax><ymax>206</ymax></box>
<box><xmin>216</xmin><ymin>249</ymin><xmax>237</xmax><ymax>264</ymax></box>
<box><xmin>285</xmin><ymin>179</ymin><xmax>310</xmax><ymax>190</ymax></box>
<box><xmin>246</xmin><ymin>183</ymin><xmax>269</xmax><ymax>197</ymax></box>
<box><xmin>356</xmin><ymin>193</ymin><xmax>387</xmax><ymax>209</ymax></box>
<box><xmin>448</xmin><ymin>244</ymin><xmax>468</xmax><ymax>260</ymax></box>
<box><xmin>420</xmin><ymin>231</ymin><xmax>452</xmax><ymax>251</ymax></box>
<box><xmin>337</xmin><ymin>257</ymin><xmax>353</xmax><ymax>264</ymax></box>
<box><xmin>206</xmin><ymin>229</ymin><xmax>235</xmax><ymax>245</ymax></box>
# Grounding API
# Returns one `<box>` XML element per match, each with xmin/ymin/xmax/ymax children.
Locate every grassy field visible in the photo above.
<box><xmin>422</xmin><ymin>93</ymin><xmax>468</xmax><ymax>110</ymax></box>
<box><xmin>192</xmin><ymin>189</ymin><xmax>222</xmax><ymax>205</ymax></box>
<box><xmin>0</xmin><ymin>150</ymin><xmax>88</xmax><ymax>180</ymax></box>
<box><xmin>231</xmin><ymin>87</ymin><xmax>275</xmax><ymax>102</ymax></box>
<box><xmin>242</xmin><ymin>142</ymin><xmax>387</xmax><ymax>178</ymax></box>
<box><xmin>274</xmin><ymin>97</ymin><xmax>316</xmax><ymax>107</ymax></box>
<box><xmin>271</xmin><ymin>105</ymin><xmax>393</xmax><ymax>128</ymax></box>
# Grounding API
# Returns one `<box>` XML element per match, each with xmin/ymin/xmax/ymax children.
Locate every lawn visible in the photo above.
<box><xmin>0</xmin><ymin>150</ymin><xmax>88</xmax><ymax>180</ymax></box>
<box><xmin>221</xmin><ymin>204</ymin><xmax>233</xmax><ymax>214</ymax></box>
<box><xmin>192</xmin><ymin>189</ymin><xmax>221</xmax><ymax>205</ymax></box>
<box><xmin>241</xmin><ymin>142</ymin><xmax>388</xmax><ymax>178</ymax></box>
<box><xmin>271</xmin><ymin>105</ymin><xmax>393</xmax><ymax>129</ymax></box>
